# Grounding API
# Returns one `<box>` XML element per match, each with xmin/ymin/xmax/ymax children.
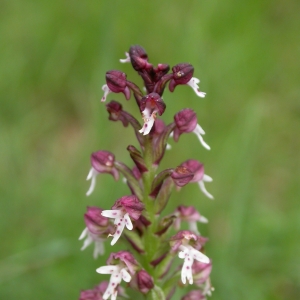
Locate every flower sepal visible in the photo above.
<box><xmin>114</xmin><ymin>161</ymin><xmax>143</xmax><ymax>200</ymax></box>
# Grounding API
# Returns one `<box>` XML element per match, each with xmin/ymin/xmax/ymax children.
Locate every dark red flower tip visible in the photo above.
<box><xmin>129</xmin><ymin>45</ymin><xmax>151</xmax><ymax>71</ymax></box>
<box><xmin>169</xmin><ymin>63</ymin><xmax>194</xmax><ymax>92</ymax></box>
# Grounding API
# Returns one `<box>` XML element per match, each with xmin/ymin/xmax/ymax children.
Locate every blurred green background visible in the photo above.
<box><xmin>1</xmin><ymin>0</ymin><xmax>299</xmax><ymax>299</ymax></box>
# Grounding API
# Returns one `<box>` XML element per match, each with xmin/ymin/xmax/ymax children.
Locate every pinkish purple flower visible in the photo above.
<box><xmin>86</xmin><ymin>151</ymin><xmax>119</xmax><ymax>196</ymax></box>
<box><xmin>101</xmin><ymin>70</ymin><xmax>131</xmax><ymax>102</ymax></box>
<box><xmin>173</xmin><ymin>109</ymin><xmax>210</xmax><ymax>150</ymax></box>
<box><xmin>181</xmin><ymin>290</ymin><xmax>206</xmax><ymax>300</ymax></box>
<box><xmin>173</xmin><ymin>205</ymin><xmax>208</xmax><ymax>235</ymax></box>
<box><xmin>170</xmin><ymin>231</ymin><xmax>209</xmax><ymax>285</ymax></box>
<box><xmin>181</xmin><ymin>160</ymin><xmax>213</xmax><ymax>199</ymax></box>
<box><xmin>171</xmin><ymin>166</ymin><xmax>194</xmax><ymax>187</ymax></box>
<box><xmin>192</xmin><ymin>260</ymin><xmax>212</xmax><ymax>286</ymax></box>
<box><xmin>79</xmin><ymin>207</ymin><xmax>112</xmax><ymax>258</ymax></box>
<box><xmin>169</xmin><ymin>63</ymin><xmax>194</xmax><ymax>91</ymax></box>
<box><xmin>101</xmin><ymin>195</ymin><xmax>144</xmax><ymax>245</ymax></box>
<box><xmin>96</xmin><ymin>251</ymin><xmax>138</xmax><ymax>299</ymax></box>
<box><xmin>79</xmin><ymin>281</ymin><xmax>128</xmax><ymax>300</ymax></box>
<box><xmin>169</xmin><ymin>63</ymin><xmax>206</xmax><ymax>97</ymax></box>
<box><xmin>139</xmin><ymin>93</ymin><xmax>166</xmax><ymax>135</ymax></box>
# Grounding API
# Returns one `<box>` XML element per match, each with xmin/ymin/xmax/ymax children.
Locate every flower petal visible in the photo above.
<box><xmin>198</xmin><ymin>181</ymin><xmax>214</xmax><ymax>199</ymax></box>
<box><xmin>120</xmin><ymin>268</ymin><xmax>132</xmax><ymax>282</ymax></box>
<box><xmin>101</xmin><ymin>210</ymin><xmax>123</xmax><ymax>218</ymax></box>
<box><xmin>96</xmin><ymin>265</ymin><xmax>118</xmax><ymax>274</ymax></box>
<box><xmin>124</xmin><ymin>213</ymin><xmax>133</xmax><ymax>230</ymax></box>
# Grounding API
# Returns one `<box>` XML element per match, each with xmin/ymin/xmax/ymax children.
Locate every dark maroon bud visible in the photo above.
<box><xmin>129</xmin><ymin>45</ymin><xmax>150</xmax><ymax>71</ymax></box>
<box><xmin>169</xmin><ymin>63</ymin><xmax>194</xmax><ymax>92</ymax></box>
<box><xmin>171</xmin><ymin>166</ymin><xmax>194</xmax><ymax>187</ymax></box>
<box><xmin>153</xmin><ymin>63</ymin><xmax>170</xmax><ymax>81</ymax></box>
<box><xmin>106</xmin><ymin>100</ymin><xmax>129</xmax><ymax>127</ymax></box>
<box><xmin>106</xmin><ymin>70</ymin><xmax>131</xmax><ymax>99</ymax></box>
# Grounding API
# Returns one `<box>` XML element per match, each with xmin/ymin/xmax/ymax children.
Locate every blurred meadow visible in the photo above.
<box><xmin>1</xmin><ymin>0</ymin><xmax>299</xmax><ymax>299</ymax></box>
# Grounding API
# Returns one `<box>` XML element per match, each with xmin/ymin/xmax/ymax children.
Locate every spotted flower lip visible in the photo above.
<box><xmin>96</xmin><ymin>265</ymin><xmax>131</xmax><ymax>300</ymax></box>
<box><xmin>96</xmin><ymin>251</ymin><xmax>138</xmax><ymax>299</ymax></box>
<box><xmin>139</xmin><ymin>93</ymin><xmax>166</xmax><ymax>135</ymax></box>
<box><xmin>101</xmin><ymin>196</ymin><xmax>144</xmax><ymax>245</ymax></box>
<box><xmin>186</xmin><ymin>77</ymin><xmax>206</xmax><ymax>98</ymax></box>
<box><xmin>180</xmin><ymin>160</ymin><xmax>214</xmax><ymax>199</ymax></box>
<box><xmin>170</xmin><ymin>231</ymin><xmax>209</xmax><ymax>285</ymax></box>
<box><xmin>86</xmin><ymin>151</ymin><xmax>119</xmax><ymax>196</ymax></box>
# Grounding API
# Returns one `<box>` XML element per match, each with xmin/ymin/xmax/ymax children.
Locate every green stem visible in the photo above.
<box><xmin>141</xmin><ymin>136</ymin><xmax>161</xmax><ymax>282</ymax></box>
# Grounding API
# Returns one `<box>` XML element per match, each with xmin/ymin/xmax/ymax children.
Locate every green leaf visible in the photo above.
<box><xmin>148</xmin><ymin>285</ymin><xmax>166</xmax><ymax>300</ymax></box>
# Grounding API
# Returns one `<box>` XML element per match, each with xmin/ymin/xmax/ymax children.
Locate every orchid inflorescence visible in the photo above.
<box><xmin>79</xmin><ymin>45</ymin><xmax>214</xmax><ymax>300</ymax></box>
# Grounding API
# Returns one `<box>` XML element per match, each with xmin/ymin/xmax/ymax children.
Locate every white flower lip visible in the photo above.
<box><xmin>179</xmin><ymin>244</ymin><xmax>210</xmax><ymax>285</ymax></box>
<box><xmin>101</xmin><ymin>84</ymin><xmax>112</xmax><ymax>102</ymax></box>
<box><xmin>139</xmin><ymin>108</ymin><xmax>157</xmax><ymax>135</ymax></box>
<box><xmin>86</xmin><ymin>167</ymin><xmax>98</xmax><ymax>196</ymax></box>
<box><xmin>101</xmin><ymin>210</ymin><xmax>133</xmax><ymax>245</ymax></box>
<box><xmin>96</xmin><ymin>264</ymin><xmax>131</xmax><ymax>300</ymax></box>
<box><xmin>119</xmin><ymin>52</ymin><xmax>130</xmax><ymax>63</ymax></box>
<box><xmin>79</xmin><ymin>227</ymin><xmax>105</xmax><ymax>258</ymax></box>
<box><xmin>187</xmin><ymin>77</ymin><xmax>206</xmax><ymax>98</ymax></box>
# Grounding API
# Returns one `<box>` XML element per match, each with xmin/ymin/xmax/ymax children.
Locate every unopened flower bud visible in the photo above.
<box><xmin>129</xmin><ymin>45</ymin><xmax>150</xmax><ymax>71</ymax></box>
<box><xmin>106</xmin><ymin>70</ymin><xmax>130</xmax><ymax>98</ymax></box>
<box><xmin>137</xmin><ymin>270</ymin><xmax>154</xmax><ymax>294</ymax></box>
